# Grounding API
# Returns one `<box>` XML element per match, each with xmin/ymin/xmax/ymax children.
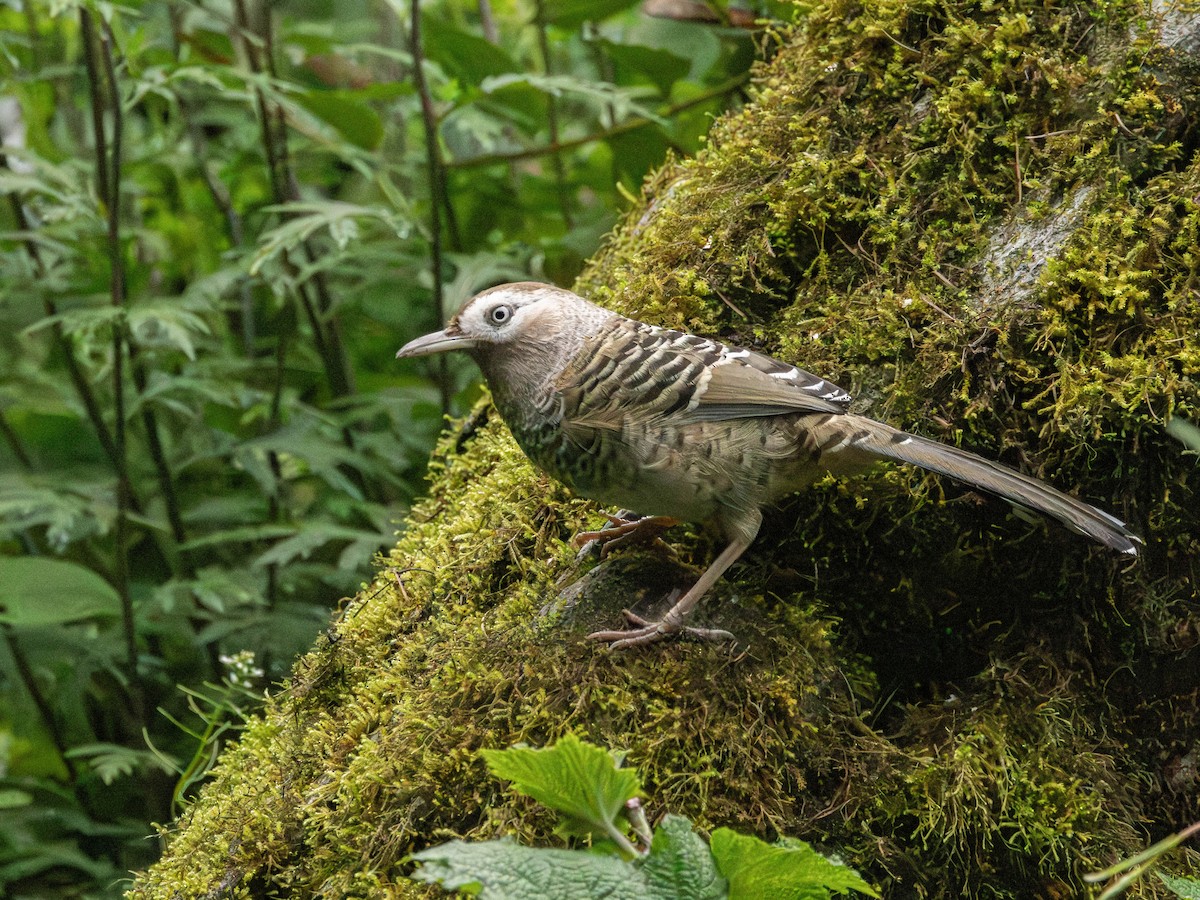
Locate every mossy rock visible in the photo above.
<box><xmin>129</xmin><ymin>0</ymin><xmax>1200</xmax><ymax>896</ymax></box>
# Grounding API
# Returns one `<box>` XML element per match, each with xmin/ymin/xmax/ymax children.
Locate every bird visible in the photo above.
<box><xmin>396</xmin><ymin>282</ymin><xmax>1142</xmax><ymax>649</ymax></box>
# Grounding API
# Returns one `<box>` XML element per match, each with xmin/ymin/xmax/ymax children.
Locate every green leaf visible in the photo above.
<box><xmin>410</xmin><ymin>818</ymin><xmax>725</xmax><ymax>900</ymax></box>
<box><xmin>0</xmin><ymin>789</ymin><xmax>34</xmax><ymax>810</ymax></box>
<box><xmin>410</xmin><ymin>838</ymin><xmax>636</xmax><ymax>898</ymax></box>
<box><xmin>481</xmin><ymin>74</ymin><xmax>662</xmax><ymax>124</ymax></box>
<box><xmin>1166</xmin><ymin>418</ymin><xmax>1200</xmax><ymax>453</ymax></box>
<box><xmin>594</xmin><ymin>39</ymin><xmax>690</xmax><ymax>96</ymax></box>
<box><xmin>0</xmin><ymin>557</ymin><xmax>121</xmax><ymax>626</ymax></box>
<box><xmin>539</xmin><ymin>0</ymin><xmax>642</xmax><ymax>28</ymax></box>
<box><xmin>64</xmin><ymin>743</ymin><xmax>175</xmax><ymax>785</ymax></box>
<box><xmin>296</xmin><ymin>90</ymin><xmax>384</xmax><ymax>150</ymax></box>
<box><xmin>710</xmin><ymin>829</ymin><xmax>878</xmax><ymax>899</ymax></box>
<box><xmin>480</xmin><ymin>734</ymin><xmax>640</xmax><ymax>841</ymax></box>
<box><xmin>641</xmin><ymin>815</ymin><xmax>727</xmax><ymax>899</ymax></box>
<box><xmin>251</xmin><ymin>523</ymin><xmax>388</xmax><ymax>569</ymax></box>
<box><xmin>422</xmin><ymin>15</ymin><xmax>520</xmax><ymax>84</ymax></box>
<box><xmin>1160</xmin><ymin>872</ymin><xmax>1200</xmax><ymax>900</ymax></box>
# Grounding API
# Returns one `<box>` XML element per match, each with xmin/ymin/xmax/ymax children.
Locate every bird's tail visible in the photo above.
<box><xmin>842</xmin><ymin>415</ymin><xmax>1142</xmax><ymax>556</ymax></box>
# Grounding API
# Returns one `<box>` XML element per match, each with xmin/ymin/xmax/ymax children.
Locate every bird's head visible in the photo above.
<box><xmin>395</xmin><ymin>281</ymin><xmax>612</xmax><ymax>367</ymax></box>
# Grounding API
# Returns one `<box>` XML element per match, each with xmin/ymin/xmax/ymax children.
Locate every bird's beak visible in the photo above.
<box><xmin>395</xmin><ymin>328</ymin><xmax>477</xmax><ymax>359</ymax></box>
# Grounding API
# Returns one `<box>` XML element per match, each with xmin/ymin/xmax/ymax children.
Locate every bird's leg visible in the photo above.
<box><xmin>572</xmin><ymin>512</ymin><xmax>680</xmax><ymax>558</ymax></box>
<box><xmin>587</xmin><ymin>536</ymin><xmax>751</xmax><ymax>650</ymax></box>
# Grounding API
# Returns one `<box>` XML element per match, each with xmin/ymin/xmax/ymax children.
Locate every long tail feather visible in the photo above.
<box><xmin>846</xmin><ymin>416</ymin><xmax>1142</xmax><ymax>556</ymax></box>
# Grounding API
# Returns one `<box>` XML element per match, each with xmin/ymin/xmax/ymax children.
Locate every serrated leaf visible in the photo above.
<box><xmin>411</xmin><ymin>820</ymin><xmax>726</xmax><ymax>900</ymax></box>
<box><xmin>0</xmin><ymin>557</ymin><xmax>121</xmax><ymax>626</ymax></box>
<box><xmin>641</xmin><ymin>815</ymin><xmax>727</xmax><ymax>899</ymax></box>
<box><xmin>128</xmin><ymin>302</ymin><xmax>212</xmax><ymax>360</ymax></box>
<box><xmin>480</xmin><ymin>73</ymin><xmax>662</xmax><ymax>124</ymax></box>
<box><xmin>481</xmin><ymin>734</ymin><xmax>640</xmax><ymax>840</ymax></box>
<box><xmin>411</xmin><ymin>838</ymin><xmax>635</xmax><ymax>898</ymax></box>
<box><xmin>63</xmin><ymin>743</ymin><xmax>174</xmax><ymax>785</ymax></box>
<box><xmin>710</xmin><ymin>829</ymin><xmax>878</xmax><ymax>899</ymax></box>
<box><xmin>251</xmin><ymin>522</ymin><xmax>386</xmax><ymax>569</ymax></box>
<box><xmin>1161</xmin><ymin>872</ymin><xmax>1200</xmax><ymax>900</ymax></box>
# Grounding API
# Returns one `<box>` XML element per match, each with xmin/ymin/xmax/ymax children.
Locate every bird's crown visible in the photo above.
<box><xmin>446</xmin><ymin>282</ymin><xmax>596</xmax><ymax>346</ymax></box>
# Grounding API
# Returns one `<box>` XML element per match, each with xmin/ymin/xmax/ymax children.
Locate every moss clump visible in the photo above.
<box><xmin>131</xmin><ymin>0</ymin><xmax>1200</xmax><ymax>896</ymax></box>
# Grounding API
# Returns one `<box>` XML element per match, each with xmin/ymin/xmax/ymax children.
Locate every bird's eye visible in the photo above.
<box><xmin>488</xmin><ymin>304</ymin><xmax>513</xmax><ymax>326</ymax></box>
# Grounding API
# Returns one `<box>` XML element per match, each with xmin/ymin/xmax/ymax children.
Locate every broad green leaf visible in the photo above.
<box><xmin>594</xmin><ymin>39</ymin><xmax>690</xmax><ymax>96</ymax></box>
<box><xmin>641</xmin><ymin>815</ymin><xmax>727</xmax><ymax>899</ymax></box>
<box><xmin>0</xmin><ymin>557</ymin><xmax>121</xmax><ymax>626</ymax></box>
<box><xmin>481</xmin><ymin>734</ymin><xmax>640</xmax><ymax>840</ymax></box>
<box><xmin>539</xmin><ymin>0</ymin><xmax>641</xmax><ymax>28</ymax></box>
<box><xmin>710</xmin><ymin>829</ymin><xmax>878</xmax><ymax>899</ymax></box>
<box><xmin>296</xmin><ymin>90</ymin><xmax>384</xmax><ymax>150</ymax></box>
<box><xmin>1160</xmin><ymin>873</ymin><xmax>1200</xmax><ymax>900</ymax></box>
<box><xmin>411</xmin><ymin>838</ymin><xmax>636</xmax><ymax>898</ymax></box>
<box><xmin>422</xmin><ymin>15</ymin><xmax>519</xmax><ymax>84</ymax></box>
<box><xmin>411</xmin><ymin>819</ymin><xmax>725</xmax><ymax>900</ymax></box>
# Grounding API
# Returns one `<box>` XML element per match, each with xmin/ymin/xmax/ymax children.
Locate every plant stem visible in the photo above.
<box><xmin>1</xmin><ymin>625</ymin><xmax>80</xmax><ymax>782</ymax></box>
<box><xmin>409</xmin><ymin>0</ymin><xmax>452</xmax><ymax>414</ymax></box>
<box><xmin>233</xmin><ymin>0</ymin><xmax>355</xmax><ymax>400</ymax></box>
<box><xmin>0</xmin><ymin>406</ymin><xmax>33</xmax><ymax>469</ymax></box>
<box><xmin>79</xmin><ymin>7</ymin><xmax>142</xmax><ymax>723</ymax></box>
<box><xmin>533</xmin><ymin>0</ymin><xmax>572</xmax><ymax>226</ymax></box>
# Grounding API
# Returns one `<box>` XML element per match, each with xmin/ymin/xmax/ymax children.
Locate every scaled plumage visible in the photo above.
<box><xmin>397</xmin><ymin>282</ymin><xmax>1141</xmax><ymax>648</ymax></box>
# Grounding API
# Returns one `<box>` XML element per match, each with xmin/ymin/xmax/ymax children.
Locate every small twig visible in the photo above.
<box><xmin>1025</xmin><ymin>128</ymin><xmax>1073</xmax><ymax>141</ymax></box>
<box><xmin>1013</xmin><ymin>139</ymin><xmax>1022</xmax><ymax>203</ymax></box>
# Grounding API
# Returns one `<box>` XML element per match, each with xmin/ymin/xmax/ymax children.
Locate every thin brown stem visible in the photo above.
<box><xmin>79</xmin><ymin>8</ymin><xmax>142</xmax><ymax>722</ymax></box>
<box><xmin>409</xmin><ymin>0</ymin><xmax>452</xmax><ymax>414</ymax></box>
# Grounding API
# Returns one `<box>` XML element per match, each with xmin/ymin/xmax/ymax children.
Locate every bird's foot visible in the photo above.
<box><xmin>587</xmin><ymin>609</ymin><xmax>735</xmax><ymax>650</ymax></box>
<box><xmin>572</xmin><ymin>513</ymin><xmax>680</xmax><ymax>559</ymax></box>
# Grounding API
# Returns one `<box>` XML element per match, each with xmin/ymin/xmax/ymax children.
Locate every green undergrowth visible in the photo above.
<box><xmin>131</xmin><ymin>0</ymin><xmax>1200</xmax><ymax>895</ymax></box>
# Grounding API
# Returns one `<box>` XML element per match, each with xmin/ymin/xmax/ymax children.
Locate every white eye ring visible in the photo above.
<box><xmin>488</xmin><ymin>304</ymin><xmax>513</xmax><ymax>326</ymax></box>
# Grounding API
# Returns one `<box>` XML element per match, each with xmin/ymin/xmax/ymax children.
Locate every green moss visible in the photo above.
<box><xmin>131</xmin><ymin>0</ymin><xmax>1200</xmax><ymax>896</ymax></box>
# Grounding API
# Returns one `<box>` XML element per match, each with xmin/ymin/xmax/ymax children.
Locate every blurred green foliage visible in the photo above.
<box><xmin>0</xmin><ymin>0</ymin><xmax>760</xmax><ymax>893</ymax></box>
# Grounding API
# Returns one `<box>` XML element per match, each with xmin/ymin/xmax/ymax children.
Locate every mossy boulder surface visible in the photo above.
<box><xmin>130</xmin><ymin>0</ymin><xmax>1200</xmax><ymax>896</ymax></box>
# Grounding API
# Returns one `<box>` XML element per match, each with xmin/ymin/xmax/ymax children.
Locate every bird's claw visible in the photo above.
<box><xmin>587</xmin><ymin>609</ymin><xmax>735</xmax><ymax>650</ymax></box>
<box><xmin>572</xmin><ymin>513</ymin><xmax>679</xmax><ymax>560</ymax></box>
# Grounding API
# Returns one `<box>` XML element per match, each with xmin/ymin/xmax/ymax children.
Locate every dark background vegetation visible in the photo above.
<box><xmin>0</xmin><ymin>0</ymin><xmax>762</xmax><ymax>893</ymax></box>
